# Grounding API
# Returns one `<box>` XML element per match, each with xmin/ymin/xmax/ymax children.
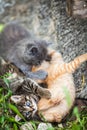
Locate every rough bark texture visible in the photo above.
<box><xmin>51</xmin><ymin>0</ymin><xmax>87</xmax><ymax>99</ymax></box>
<box><xmin>0</xmin><ymin>0</ymin><xmax>87</xmax><ymax>99</ymax></box>
<box><xmin>66</xmin><ymin>0</ymin><xmax>87</xmax><ymax>18</ymax></box>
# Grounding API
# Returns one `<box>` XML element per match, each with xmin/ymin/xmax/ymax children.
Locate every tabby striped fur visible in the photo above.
<box><xmin>0</xmin><ymin>56</ymin><xmax>51</xmax><ymax>120</ymax></box>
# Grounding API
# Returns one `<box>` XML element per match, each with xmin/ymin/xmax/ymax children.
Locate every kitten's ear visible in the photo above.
<box><xmin>10</xmin><ymin>95</ymin><xmax>25</xmax><ymax>104</ymax></box>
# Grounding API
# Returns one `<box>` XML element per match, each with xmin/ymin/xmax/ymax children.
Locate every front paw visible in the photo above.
<box><xmin>36</xmin><ymin>70</ymin><xmax>48</xmax><ymax>80</ymax></box>
<box><xmin>38</xmin><ymin>88</ymin><xmax>51</xmax><ymax>99</ymax></box>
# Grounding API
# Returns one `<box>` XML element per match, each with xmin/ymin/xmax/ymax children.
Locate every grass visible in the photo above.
<box><xmin>0</xmin><ymin>75</ymin><xmax>26</xmax><ymax>129</ymax></box>
<box><xmin>0</xmin><ymin>75</ymin><xmax>87</xmax><ymax>130</ymax></box>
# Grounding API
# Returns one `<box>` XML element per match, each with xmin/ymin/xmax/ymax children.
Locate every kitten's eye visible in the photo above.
<box><xmin>30</xmin><ymin>47</ymin><xmax>38</xmax><ymax>55</ymax></box>
<box><xmin>26</xmin><ymin>101</ymin><xmax>31</xmax><ymax>107</ymax></box>
<box><xmin>25</xmin><ymin>111</ymin><xmax>30</xmax><ymax>117</ymax></box>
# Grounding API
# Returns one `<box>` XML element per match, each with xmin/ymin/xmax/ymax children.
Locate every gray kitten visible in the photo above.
<box><xmin>0</xmin><ymin>23</ymin><xmax>50</xmax><ymax>79</ymax></box>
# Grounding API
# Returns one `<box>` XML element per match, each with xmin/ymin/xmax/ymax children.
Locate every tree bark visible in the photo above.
<box><xmin>39</xmin><ymin>0</ymin><xmax>87</xmax><ymax>99</ymax></box>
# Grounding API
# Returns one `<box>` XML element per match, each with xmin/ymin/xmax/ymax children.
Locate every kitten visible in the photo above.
<box><xmin>0</xmin><ymin>22</ymin><xmax>50</xmax><ymax>80</ymax></box>
<box><xmin>0</xmin><ymin>56</ymin><xmax>51</xmax><ymax>120</ymax></box>
<box><xmin>32</xmin><ymin>48</ymin><xmax>87</xmax><ymax>122</ymax></box>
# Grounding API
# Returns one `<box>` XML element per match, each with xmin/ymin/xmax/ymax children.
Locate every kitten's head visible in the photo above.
<box><xmin>23</xmin><ymin>39</ymin><xmax>51</xmax><ymax>66</ymax></box>
<box><xmin>10</xmin><ymin>95</ymin><xmax>38</xmax><ymax>120</ymax></box>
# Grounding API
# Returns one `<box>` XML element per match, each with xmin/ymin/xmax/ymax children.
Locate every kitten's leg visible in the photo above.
<box><xmin>26</xmin><ymin>70</ymin><xmax>48</xmax><ymax>80</ymax></box>
<box><xmin>39</xmin><ymin>100</ymin><xmax>70</xmax><ymax>122</ymax></box>
<box><xmin>10</xmin><ymin>77</ymin><xmax>51</xmax><ymax>99</ymax></box>
<box><xmin>16</xmin><ymin>63</ymin><xmax>48</xmax><ymax>80</ymax></box>
<box><xmin>21</xmin><ymin>78</ymin><xmax>51</xmax><ymax>99</ymax></box>
<box><xmin>38</xmin><ymin>97</ymin><xmax>64</xmax><ymax>110</ymax></box>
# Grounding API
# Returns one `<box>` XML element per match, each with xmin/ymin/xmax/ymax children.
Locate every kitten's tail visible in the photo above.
<box><xmin>57</xmin><ymin>53</ymin><xmax>87</xmax><ymax>75</ymax></box>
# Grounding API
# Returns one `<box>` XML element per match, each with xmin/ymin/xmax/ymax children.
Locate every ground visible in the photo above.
<box><xmin>0</xmin><ymin>0</ymin><xmax>87</xmax><ymax>129</ymax></box>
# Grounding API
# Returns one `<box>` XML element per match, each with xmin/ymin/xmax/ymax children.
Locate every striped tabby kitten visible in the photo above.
<box><xmin>0</xmin><ymin>57</ymin><xmax>51</xmax><ymax>120</ymax></box>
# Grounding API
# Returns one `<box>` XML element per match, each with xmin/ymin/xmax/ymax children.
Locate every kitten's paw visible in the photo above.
<box><xmin>53</xmin><ymin>113</ymin><xmax>62</xmax><ymax>122</ymax></box>
<box><xmin>35</xmin><ymin>70</ymin><xmax>48</xmax><ymax>80</ymax></box>
<box><xmin>38</xmin><ymin>89</ymin><xmax>51</xmax><ymax>99</ymax></box>
<box><xmin>26</xmin><ymin>70</ymin><xmax>48</xmax><ymax>80</ymax></box>
<box><xmin>38</xmin><ymin>98</ymin><xmax>61</xmax><ymax>111</ymax></box>
<box><xmin>49</xmin><ymin>98</ymin><xmax>61</xmax><ymax>105</ymax></box>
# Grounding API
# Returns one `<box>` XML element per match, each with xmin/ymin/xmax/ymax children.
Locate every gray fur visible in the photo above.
<box><xmin>0</xmin><ymin>23</ymin><xmax>49</xmax><ymax>79</ymax></box>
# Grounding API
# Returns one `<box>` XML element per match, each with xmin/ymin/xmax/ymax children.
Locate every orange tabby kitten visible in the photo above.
<box><xmin>32</xmin><ymin>48</ymin><xmax>87</xmax><ymax>122</ymax></box>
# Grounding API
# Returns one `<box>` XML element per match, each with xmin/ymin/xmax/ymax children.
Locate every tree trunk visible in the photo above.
<box><xmin>39</xmin><ymin>0</ymin><xmax>87</xmax><ymax>99</ymax></box>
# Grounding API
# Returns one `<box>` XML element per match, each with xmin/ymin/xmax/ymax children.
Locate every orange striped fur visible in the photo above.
<box><xmin>32</xmin><ymin>48</ymin><xmax>87</xmax><ymax>122</ymax></box>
